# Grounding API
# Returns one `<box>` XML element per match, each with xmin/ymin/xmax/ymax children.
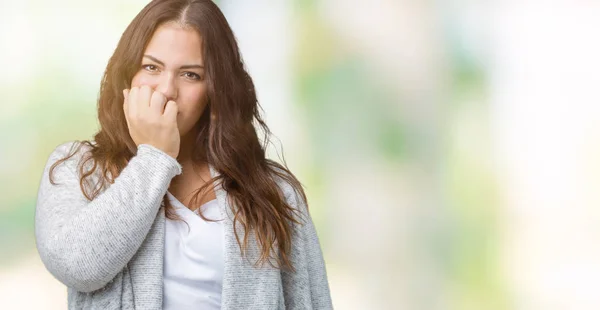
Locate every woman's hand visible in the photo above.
<box><xmin>123</xmin><ymin>85</ymin><xmax>180</xmax><ymax>159</ymax></box>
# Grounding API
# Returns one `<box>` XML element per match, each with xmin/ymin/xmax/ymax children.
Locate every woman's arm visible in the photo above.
<box><xmin>34</xmin><ymin>141</ymin><xmax>181</xmax><ymax>293</ymax></box>
<box><xmin>280</xmin><ymin>184</ymin><xmax>334</xmax><ymax>309</ymax></box>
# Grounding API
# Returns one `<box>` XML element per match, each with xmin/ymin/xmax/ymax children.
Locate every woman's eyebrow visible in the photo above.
<box><xmin>143</xmin><ymin>54</ymin><xmax>204</xmax><ymax>69</ymax></box>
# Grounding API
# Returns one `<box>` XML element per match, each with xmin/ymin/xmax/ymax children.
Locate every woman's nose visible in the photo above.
<box><xmin>153</xmin><ymin>75</ymin><xmax>178</xmax><ymax>101</ymax></box>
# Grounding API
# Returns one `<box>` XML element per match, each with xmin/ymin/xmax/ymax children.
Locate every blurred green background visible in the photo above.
<box><xmin>3</xmin><ymin>1</ymin><xmax>600</xmax><ymax>309</ymax></box>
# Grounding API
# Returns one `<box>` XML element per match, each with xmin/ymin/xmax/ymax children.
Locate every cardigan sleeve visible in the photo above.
<box><xmin>280</xmin><ymin>183</ymin><xmax>334</xmax><ymax>309</ymax></box>
<box><xmin>34</xmin><ymin>141</ymin><xmax>182</xmax><ymax>293</ymax></box>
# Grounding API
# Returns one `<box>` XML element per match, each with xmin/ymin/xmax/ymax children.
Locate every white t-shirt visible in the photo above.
<box><xmin>163</xmin><ymin>191</ymin><xmax>224</xmax><ymax>310</ymax></box>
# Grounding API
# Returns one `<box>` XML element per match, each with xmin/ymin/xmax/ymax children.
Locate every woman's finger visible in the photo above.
<box><xmin>138</xmin><ymin>85</ymin><xmax>154</xmax><ymax>120</ymax></box>
<box><xmin>149</xmin><ymin>90</ymin><xmax>167</xmax><ymax>115</ymax></box>
<box><xmin>128</xmin><ymin>86</ymin><xmax>139</xmax><ymax>117</ymax></box>
<box><xmin>123</xmin><ymin>89</ymin><xmax>131</xmax><ymax>128</ymax></box>
<box><xmin>163</xmin><ymin>100</ymin><xmax>178</xmax><ymax>123</ymax></box>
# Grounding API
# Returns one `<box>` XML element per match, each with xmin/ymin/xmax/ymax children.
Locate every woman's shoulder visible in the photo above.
<box><xmin>49</xmin><ymin>140</ymin><xmax>94</xmax><ymax>163</ymax></box>
<box><xmin>45</xmin><ymin>140</ymin><xmax>97</xmax><ymax>177</ymax></box>
<box><xmin>50</xmin><ymin>140</ymin><xmax>95</xmax><ymax>156</ymax></box>
<box><xmin>269</xmin><ymin>165</ymin><xmax>297</xmax><ymax>193</ymax></box>
<box><xmin>268</xmin><ymin>164</ymin><xmax>309</xmax><ymax>213</ymax></box>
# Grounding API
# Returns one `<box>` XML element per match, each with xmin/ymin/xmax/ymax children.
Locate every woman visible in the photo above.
<box><xmin>34</xmin><ymin>0</ymin><xmax>332</xmax><ymax>309</ymax></box>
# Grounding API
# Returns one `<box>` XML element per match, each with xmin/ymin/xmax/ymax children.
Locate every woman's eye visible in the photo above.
<box><xmin>142</xmin><ymin>64</ymin><xmax>158</xmax><ymax>72</ymax></box>
<box><xmin>184</xmin><ymin>72</ymin><xmax>202</xmax><ymax>80</ymax></box>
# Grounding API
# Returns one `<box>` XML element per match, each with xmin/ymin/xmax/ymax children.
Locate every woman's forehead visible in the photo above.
<box><xmin>143</xmin><ymin>23</ymin><xmax>204</xmax><ymax>65</ymax></box>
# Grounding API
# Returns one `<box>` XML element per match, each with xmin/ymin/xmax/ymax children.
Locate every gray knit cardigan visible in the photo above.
<box><xmin>34</xmin><ymin>141</ymin><xmax>333</xmax><ymax>309</ymax></box>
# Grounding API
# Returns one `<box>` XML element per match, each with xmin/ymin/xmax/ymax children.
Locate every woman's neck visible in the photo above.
<box><xmin>177</xmin><ymin>128</ymin><xmax>199</xmax><ymax>166</ymax></box>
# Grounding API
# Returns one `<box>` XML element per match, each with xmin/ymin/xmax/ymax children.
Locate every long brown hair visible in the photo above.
<box><xmin>49</xmin><ymin>0</ymin><xmax>307</xmax><ymax>271</ymax></box>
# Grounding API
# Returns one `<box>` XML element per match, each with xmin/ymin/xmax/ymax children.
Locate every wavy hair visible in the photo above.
<box><xmin>49</xmin><ymin>0</ymin><xmax>307</xmax><ymax>271</ymax></box>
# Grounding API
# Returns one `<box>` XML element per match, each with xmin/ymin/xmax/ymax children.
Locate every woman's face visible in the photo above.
<box><xmin>131</xmin><ymin>22</ymin><xmax>208</xmax><ymax>137</ymax></box>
